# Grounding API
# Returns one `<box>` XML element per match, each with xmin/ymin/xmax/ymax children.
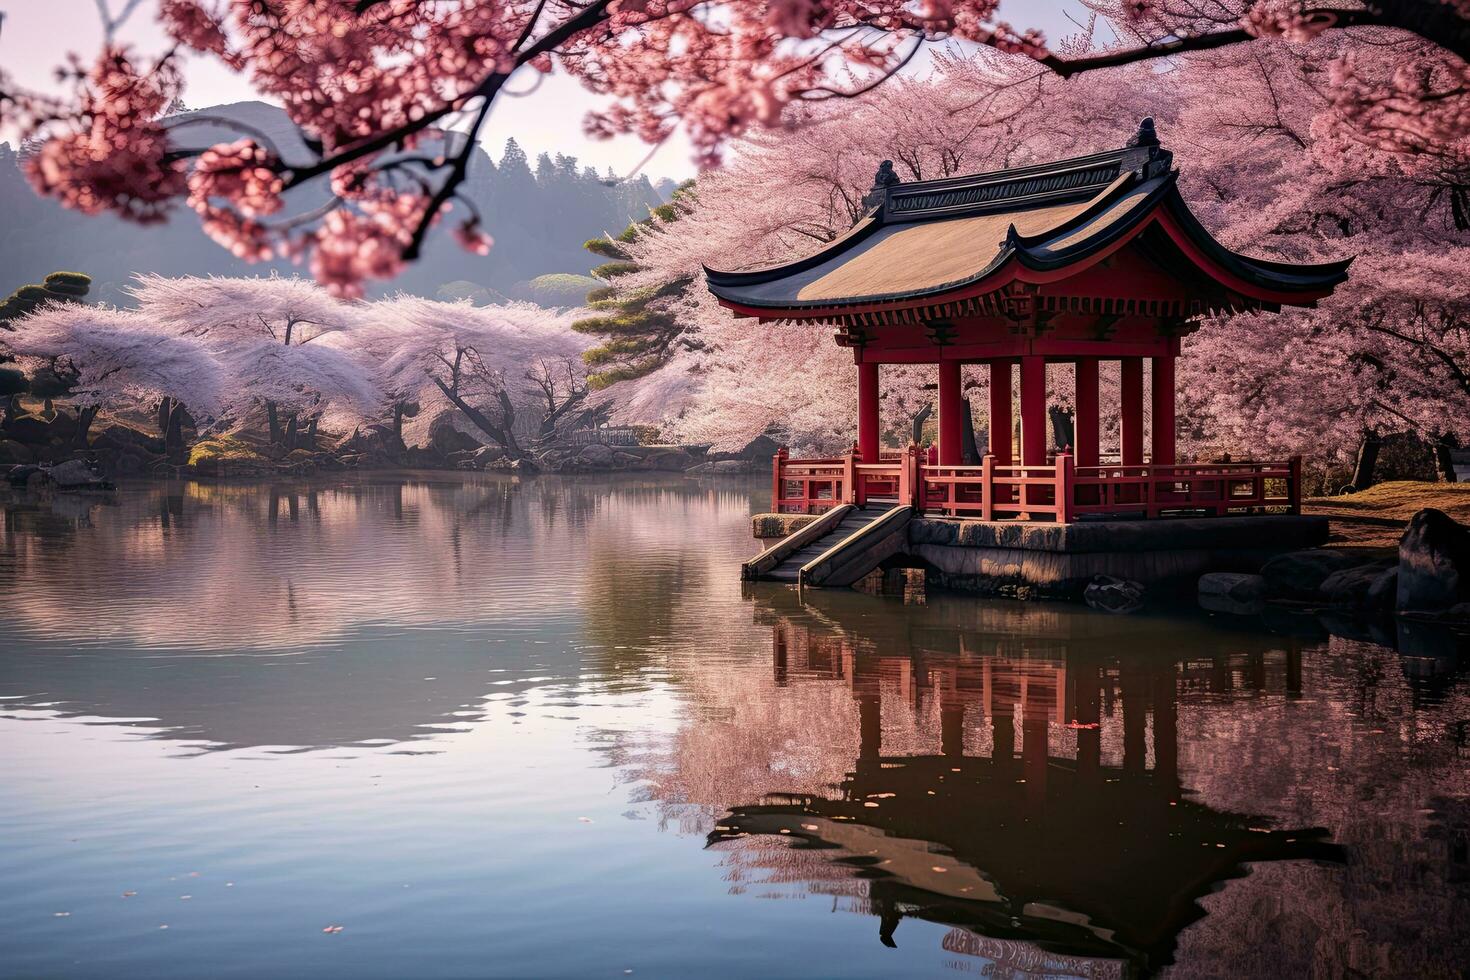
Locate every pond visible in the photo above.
<box><xmin>0</xmin><ymin>473</ymin><xmax>1466</xmax><ymax>978</ymax></box>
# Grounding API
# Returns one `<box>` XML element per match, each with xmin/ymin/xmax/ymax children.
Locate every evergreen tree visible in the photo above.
<box><xmin>0</xmin><ymin>271</ymin><xmax>91</xmax><ymax>327</ymax></box>
<box><xmin>573</xmin><ymin>181</ymin><xmax>695</xmax><ymax>388</ymax></box>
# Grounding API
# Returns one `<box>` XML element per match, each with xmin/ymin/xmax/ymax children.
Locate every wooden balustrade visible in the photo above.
<box><xmin>771</xmin><ymin>447</ymin><xmax>1302</xmax><ymax>520</ymax></box>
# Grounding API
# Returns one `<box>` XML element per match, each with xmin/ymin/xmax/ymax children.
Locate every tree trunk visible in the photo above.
<box><xmin>909</xmin><ymin>403</ymin><xmax>933</xmax><ymax>446</ymax></box>
<box><xmin>164</xmin><ymin>402</ymin><xmax>186</xmax><ymax>462</ymax></box>
<box><xmin>305</xmin><ymin>417</ymin><xmax>318</xmax><ymax>450</ymax></box>
<box><xmin>74</xmin><ymin>405</ymin><xmax>98</xmax><ymax>446</ymax></box>
<box><xmin>266</xmin><ymin>401</ymin><xmax>283</xmax><ymax>445</ymax></box>
<box><xmin>393</xmin><ymin>403</ymin><xmax>405</xmax><ymax>439</ymax></box>
<box><xmin>156</xmin><ymin>397</ymin><xmax>173</xmax><ymax>435</ymax></box>
<box><xmin>431</xmin><ymin>378</ymin><xmax>522</xmax><ymax>455</ymax></box>
<box><xmin>1049</xmin><ymin>406</ymin><xmax>1075</xmax><ymax>453</ymax></box>
<box><xmin>1433</xmin><ymin>436</ymin><xmax>1460</xmax><ymax>483</ymax></box>
<box><xmin>959</xmin><ymin>396</ymin><xmax>980</xmax><ymax>465</ymax></box>
<box><xmin>284</xmin><ymin>414</ymin><xmax>299</xmax><ymax>451</ymax></box>
<box><xmin>1350</xmin><ymin>429</ymin><xmax>1381</xmax><ymax>491</ymax></box>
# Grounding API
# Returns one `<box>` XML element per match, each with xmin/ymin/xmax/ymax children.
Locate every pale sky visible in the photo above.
<box><xmin>0</xmin><ymin>0</ymin><xmax>1088</xmax><ymax>183</ymax></box>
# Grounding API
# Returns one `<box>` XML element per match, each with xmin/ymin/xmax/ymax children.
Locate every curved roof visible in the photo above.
<box><xmin>705</xmin><ymin>122</ymin><xmax>1351</xmax><ymax>317</ymax></box>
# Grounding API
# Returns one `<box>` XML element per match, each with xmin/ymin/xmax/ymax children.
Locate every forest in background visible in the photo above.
<box><xmin>0</xmin><ymin>101</ymin><xmax>670</xmax><ymax>306</ymax></box>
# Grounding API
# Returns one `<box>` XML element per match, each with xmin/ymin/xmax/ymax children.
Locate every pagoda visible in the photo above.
<box><xmin>706</xmin><ymin>119</ymin><xmax>1350</xmax><ymax>521</ymax></box>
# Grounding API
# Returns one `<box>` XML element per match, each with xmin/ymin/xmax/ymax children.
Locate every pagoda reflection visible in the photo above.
<box><xmin>708</xmin><ymin>591</ymin><xmax>1345</xmax><ymax>975</ymax></box>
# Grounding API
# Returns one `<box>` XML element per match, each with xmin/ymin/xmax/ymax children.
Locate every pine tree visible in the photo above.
<box><xmin>573</xmin><ymin>182</ymin><xmax>696</xmax><ymax>388</ymax></box>
<box><xmin>0</xmin><ymin>271</ymin><xmax>92</xmax><ymax>327</ymax></box>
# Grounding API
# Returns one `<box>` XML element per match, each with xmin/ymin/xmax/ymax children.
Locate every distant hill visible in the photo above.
<box><xmin>0</xmin><ymin>101</ymin><xmax>664</xmax><ymax>303</ymax></box>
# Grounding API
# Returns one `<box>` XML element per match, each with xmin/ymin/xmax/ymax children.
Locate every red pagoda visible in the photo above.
<box><xmin>705</xmin><ymin>119</ymin><xmax>1350</xmax><ymax>521</ymax></box>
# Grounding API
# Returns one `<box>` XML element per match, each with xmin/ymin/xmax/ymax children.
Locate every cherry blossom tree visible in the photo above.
<box><xmin>129</xmin><ymin>273</ymin><xmax>360</xmax><ymax>446</ymax></box>
<box><xmin>4</xmin><ymin>303</ymin><xmax>224</xmax><ymax>447</ymax></box>
<box><xmin>350</xmin><ymin>295</ymin><xmax>589</xmax><ymax>452</ymax></box>
<box><xmin>0</xmin><ymin>0</ymin><xmax>1462</xmax><ymax>296</ymax></box>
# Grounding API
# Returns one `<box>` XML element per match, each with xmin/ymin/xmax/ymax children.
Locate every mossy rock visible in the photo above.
<box><xmin>187</xmin><ymin>436</ymin><xmax>269</xmax><ymax>467</ymax></box>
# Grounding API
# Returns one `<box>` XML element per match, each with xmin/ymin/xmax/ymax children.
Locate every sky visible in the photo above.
<box><xmin>0</xmin><ymin>0</ymin><xmax>1088</xmax><ymax>183</ymax></box>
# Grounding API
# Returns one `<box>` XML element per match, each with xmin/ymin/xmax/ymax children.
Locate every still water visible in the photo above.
<box><xmin>0</xmin><ymin>473</ymin><xmax>1466</xmax><ymax>978</ymax></box>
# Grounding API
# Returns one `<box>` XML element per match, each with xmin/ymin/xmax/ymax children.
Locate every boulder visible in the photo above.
<box><xmin>739</xmin><ymin>434</ymin><xmax>781</xmax><ymax>460</ymax></box>
<box><xmin>706</xmin><ymin>459</ymin><xmax>750</xmax><ymax>474</ymax></box>
<box><xmin>0</xmin><ymin>439</ymin><xmax>32</xmax><ymax>464</ymax></box>
<box><xmin>577</xmin><ymin>443</ymin><xmax>615</xmax><ymax>466</ymax></box>
<box><xmin>1260</xmin><ymin>548</ymin><xmax>1363</xmax><ymax>599</ymax></box>
<box><xmin>6</xmin><ymin>463</ymin><xmax>41</xmax><ymax>487</ymax></box>
<box><xmin>3</xmin><ymin>414</ymin><xmax>57</xmax><ymax>446</ymax></box>
<box><xmin>1198</xmin><ymin>572</ymin><xmax>1266</xmax><ymax>603</ymax></box>
<box><xmin>47</xmin><ymin>459</ymin><xmax>107</xmax><ymax>489</ymax></box>
<box><xmin>1396</xmin><ymin>508</ymin><xmax>1470</xmax><ymax>612</ymax></box>
<box><xmin>91</xmin><ymin>424</ymin><xmax>165</xmax><ymax>457</ymax></box>
<box><xmin>646</xmin><ymin>449</ymin><xmax>694</xmax><ymax>471</ymax></box>
<box><xmin>427</xmin><ymin>417</ymin><xmax>484</xmax><ymax>457</ymax></box>
<box><xmin>339</xmin><ymin>424</ymin><xmax>405</xmax><ymax>457</ymax></box>
<box><xmin>1365</xmin><ymin>566</ymin><xmax>1398</xmax><ymax>610</ymax></box>
<box><xmin>1320</xmin><ymin>560</ymin><xmax>1396</xmax><ymax>606</ymax></box>
<box><xmin>509</xmin><ymin>457</ymin><xmax>539</xmax><ymax>474</ymax></box>
<box><xmin>1084</xmin><ymin>575</ymin><xmax>1146</xmax><ymax>614</ymax></box>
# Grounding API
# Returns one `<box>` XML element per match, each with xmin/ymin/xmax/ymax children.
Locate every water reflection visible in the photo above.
<box><xmin>0</xmin><ymin>478</ymin><xmax>1467</xmax><ymax>977</ymax></box>
<box><xmin>706</xmin><ymin>592</ymin><xmax>1339</xmax><ymax>973</ymax></box>
<box><xmin>630</xmin><ymin>588</ymin><xmax>1470</xmax><ymax>977</ymax></box>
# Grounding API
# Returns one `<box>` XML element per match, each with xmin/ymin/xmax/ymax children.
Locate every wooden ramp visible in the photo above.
<box><xmin>743</xmin><ymin>505</ymin><xmax>912</xmax><ymax>587</ymax></box>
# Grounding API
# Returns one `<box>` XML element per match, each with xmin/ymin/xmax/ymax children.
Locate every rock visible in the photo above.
<box><xmin>3</xmin><ymin>414</ymin><xmax>57</xmax><ymax>446</ymax></box>
<box><xmin>1198</xmin><ymin>572</ymin><xmax>1266</xmax><ymax>603</ymax></box>
<box><xmin>1198</xmin><ymin>592</ymin><xmax>1265</xmax><ymax>617</ymax></box>
<box><xmin>427</xmin><ymin>418</ymin><xmax>483</xmax><ymax>457</ymax></box>
<box><xmin>47</xmin><ymin>459</ymin><xmax>107</xmax><ymax>488</ymax></box>
<box><xmin>577</xmin><ymin>443</ymin><xmax>615</xmax><ymax>466</ymax></box>
<box><xmin>739</xmin><ymin>434</ymin><xmax>781</xmax><ymax>460</ymax></box>
<box><xmin>1084</xmin><ymin>575</ymin><xmax>1146</xmax><ymax>614</ymax></box>
<box><xmin>643</xmin><ymin>449</ymin><xmax>693</xmax><ymax>471</ymax></box>
<box><xmin>0</xmin><ymin>439</ymin><xmax>32</xmax><ymax>464</ymax></box>
<box><xmin>1366</xmin><ymin>567</ymin><xmax>1398</xmax><ymax>610</ymax></box>
<box><xmin>707</xmin><ymin>459</ymin><xmax>750</xmax><ymax>474</ymax></box>
<box><xmin>91</xmin><ymin>424</ymin><xmax>165</xmax><ymax>457</ymax></box>
<box><xmin>339</xmin><ymin>424</ymin><xmax>404</xmax><ymax>457</ymax></box>
<box><xmin>1260</xmin><ymin>548</ymin><xmax>1363</xmax><ymax>599</ymax></box>
<box><xmin>509</xmin><ymin>457</ymin><xmax>538</xmax><ymax>474</ymax></box>
<box><xmin>1396</xmin><ymin>508</ymin><xmax>1470</xmax><ymax>612</ymax></box>
<box><xmin>1320</xmin><ymin>560</ymin><xmax>1396</xmax><ymax>606</ymax></box>
<box><xmin>109</xmin><ymin>451</ymin><xmax>149</xmax><ymax>477</ymax></box>
<box><xmin>6</xmin><ymin>463</ymin><xmax>41</xmax><ymax>487</ymax></box>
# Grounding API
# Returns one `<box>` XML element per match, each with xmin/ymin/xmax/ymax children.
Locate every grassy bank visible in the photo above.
<box><xmin>1304</xmin><ymin>481</ymin><xmax>1470</xmax><ymax>549</ymax></box>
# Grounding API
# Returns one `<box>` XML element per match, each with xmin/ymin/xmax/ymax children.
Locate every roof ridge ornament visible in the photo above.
<box><xmin>1123</xmin><ymin>116</ymin><xmax>1172</xmax><ymax>179</ymax></box>
<box><xmin>1129</xmin><ymin>117</ymin><xmax>1160</xmax><ymax>148</ymax></box>
<box><xmin>858</xmin><ymin>160</ymin><xmax>901</xmax><ymax>221</ymax></box>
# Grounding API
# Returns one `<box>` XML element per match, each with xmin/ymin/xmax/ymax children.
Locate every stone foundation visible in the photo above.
<box><xmin>751</xmin><ymin>512</ymin><xmax>1331</xmax><ymax>599</ymax></box>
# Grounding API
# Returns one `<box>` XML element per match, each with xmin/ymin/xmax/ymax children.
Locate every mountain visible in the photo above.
<box><xmin>0</xmin><ymin>101</ymin><xmax>663</xmax><ymax>303</ymax></box>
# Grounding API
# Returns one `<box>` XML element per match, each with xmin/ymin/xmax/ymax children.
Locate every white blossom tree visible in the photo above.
<box><xmin>5</xmin><ymin>304</ymin><xmax>224</xmax><ymax>449</ymax></box>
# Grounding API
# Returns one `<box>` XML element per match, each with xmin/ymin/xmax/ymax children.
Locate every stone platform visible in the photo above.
<box><xmin>751</xmin><ymin>513</ymin><xmax>1330</xmax><ymax>599</ymax></box>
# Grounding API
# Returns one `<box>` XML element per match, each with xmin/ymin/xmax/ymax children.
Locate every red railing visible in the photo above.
<box><xmin>770</xmin><ymin>447</ymin><xmax>1302</xmax><ymax>521</ymax></box>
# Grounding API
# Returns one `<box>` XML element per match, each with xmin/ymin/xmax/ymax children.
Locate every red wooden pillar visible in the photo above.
<box><xmin>1020</xmin><ymin>355</ymin><xmax>1047</xmax><ymax>511</ymax></box>
<box><xmin>1151</xmin><ymin>354</ymin><xmax>1176</xmax><ymax>466</ymax></box>
<box><xmin>1073</xmin><ymin>358</ymin><xmax>1099</xmax><ymax>468</ymax></box>
<box><xmin>938</xmin><ymin>359</ymin><xmax>963</xmax><ymax>467</ymax></box>
<box><xmin>1020</xmin><ymin>355</ymin><xmax>1047</xmax><ymax>467</ymax></box>
<box><xmin>1120</xmin><ymin>357</ymin><xmax>1144</xmax><ymax>466</ymax></box>
<box><xmin>988</xmin><ymin>360</ymin><xmax>1013</xmax><ymax>465</ymax></box>
<box><xmin>857</xmin><ymin>360</ymin><xmax>880</xmax><ymax>463</ymax></box>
